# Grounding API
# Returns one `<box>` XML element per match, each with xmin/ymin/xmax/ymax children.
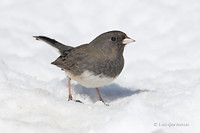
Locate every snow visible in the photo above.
<box><xmin>0</xmin><ymin>0</ymin><xmax>199</xmax><ymax>133</ymax></box>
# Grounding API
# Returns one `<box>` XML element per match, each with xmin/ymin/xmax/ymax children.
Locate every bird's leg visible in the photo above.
<box><xmin>96</xmin><ymin>88</ymin><xmax>109</xmax><ymax>106</ymax></box>
<box><xmin>96</xmin><ymin>88</ymin><xmax>104</xmax><ymax>102</ymax></box>
<box><xmin>68</xmin><ymin>78</ymin><xmax>72</xmax><ymax>101</ymax></box>
<box><xmin>67</xmin><ymin>78</ymin><xmax>83</xmax><ymax>103</ymax></box>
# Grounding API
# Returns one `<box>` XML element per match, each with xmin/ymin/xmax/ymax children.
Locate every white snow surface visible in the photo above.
<box><xmin>0</xmin><ymin>0</ymin><xmax>200</xmax><ymax>133</ymax></box>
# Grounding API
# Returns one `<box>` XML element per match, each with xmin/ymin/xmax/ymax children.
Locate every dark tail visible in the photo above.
<box><xmin>33</xmin><ymin>36</ymin><xmax>73</xmax><ymax>54</ymax></box>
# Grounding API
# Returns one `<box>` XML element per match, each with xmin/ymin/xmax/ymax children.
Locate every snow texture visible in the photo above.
<box><xmin>0</xmin><ymin>0</ymin><xmax>199</xmax><ymax>133</ymax></box>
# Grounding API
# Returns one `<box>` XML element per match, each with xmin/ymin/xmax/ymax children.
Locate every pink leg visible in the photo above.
<box><xmin>96</xmin><ymin>88</ymin><xmax>109</xmax><ymax>106</ymax></box>
<box><xmin>68</xmin><ymin>79</ymin><xmax>72</xmax><ymax>101</ymax></box>
<box><xmin>67</xmin><ymin>78</ymin><xmax>83</xmax><ymax>103</ymax></box>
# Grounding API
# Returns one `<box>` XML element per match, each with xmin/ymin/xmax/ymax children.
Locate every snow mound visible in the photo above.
<box><xmin>0</xmin><ymin>0</ymin><xmax>199</xmax><ymax>132</ymax></box>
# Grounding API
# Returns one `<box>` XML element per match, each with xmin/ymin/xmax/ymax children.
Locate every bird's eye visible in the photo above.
<box><xmin>111</xmin><ymin>37</ymin><xmax>116</xmax><ymax>41</ymax></box>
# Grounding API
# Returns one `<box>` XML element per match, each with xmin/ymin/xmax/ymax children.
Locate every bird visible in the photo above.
<box><xmin>33</xmin><ymin>30</ymin><xmax>135</xmax><ymax>105</ymax></box>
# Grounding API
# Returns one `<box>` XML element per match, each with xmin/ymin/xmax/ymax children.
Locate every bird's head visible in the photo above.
<box><xmin>89</xmin><ymin>30</ymin><xmax>135</xmax><ymax>56</ymax></box>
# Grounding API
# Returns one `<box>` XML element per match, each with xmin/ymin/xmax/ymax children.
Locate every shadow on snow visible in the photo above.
<box><xmin>71</xmin><ymin>83</ymin><xmax>148</xmax><ymax>103</ymax></box>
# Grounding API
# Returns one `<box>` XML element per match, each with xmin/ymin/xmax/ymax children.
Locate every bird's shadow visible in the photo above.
<box><xmin>71</xmin><ymin>83</ymin><xmax>149</xmax><ymax>103</ymax></box>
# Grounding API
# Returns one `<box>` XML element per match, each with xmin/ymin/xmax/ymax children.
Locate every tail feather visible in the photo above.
<box><xmin>33</xmin><ymin>36</ymin><xmax>73</xmax><ymax>54</ymax></box>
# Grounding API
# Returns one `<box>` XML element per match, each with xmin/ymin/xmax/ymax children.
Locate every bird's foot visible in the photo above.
<box><xmin>68</xmin><ymin>95</ymin><xmax>72</xmax><ymax>101</ymax></box>
<box><xmin>68</xmin><ymin>97</ymin><xmax>84</xmax><ymax>104</ymax></box>
<box><xmin>99</xmin><ymin>98</ymin><xmax>109</xmax><ymax>106</ymax></box>
<box><xmin>74</xmin><ymin>99</ymin><xmax>84</xmax><ymax>103</ymax></box>
<box><xmin>103</xmin><ymin>102</ymin><xmax>109</xmax><ymax>106</ymax></box>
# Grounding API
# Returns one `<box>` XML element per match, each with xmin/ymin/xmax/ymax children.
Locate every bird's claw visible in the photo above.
<box><xmin>99</xmin><ymin>99</ymin><xmax>109</xmax><ymax>106</ymax></box>
<box><xmin>68</xmin><ymin>97</ymin><xmax>84</xmax><ymax>104</ymax></box>
<box><xmin>74</xmin><ymin>99</ymin><xmax>84</xmax><ymax>103</ymax></box>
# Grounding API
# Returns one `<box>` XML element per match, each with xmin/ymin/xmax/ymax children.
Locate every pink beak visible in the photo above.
<box><xmin>122</xmin><ymin>37</ymin><xmax>135</xmax><ymax>44</ymax></box>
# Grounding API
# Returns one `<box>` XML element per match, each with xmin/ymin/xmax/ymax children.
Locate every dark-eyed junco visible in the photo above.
<box><xmin>34</xmin><ymin>30</ymin><xmax>135</xmax><ymax>105</ymax></box>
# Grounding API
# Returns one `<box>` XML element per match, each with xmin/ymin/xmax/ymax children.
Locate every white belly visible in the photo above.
<box><xmin>65</xmin><ymin>70</ymin><xmax>116</xmax><ymax>88</ymax></box>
